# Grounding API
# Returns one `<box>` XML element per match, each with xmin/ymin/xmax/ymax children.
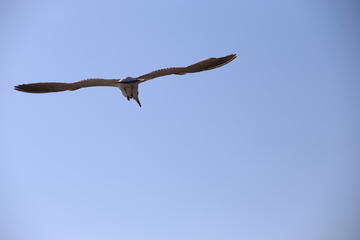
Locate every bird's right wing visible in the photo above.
<box><xmin>136</xmin><ymin>54</ymin><xmax>236</xmax><ymax>82</ymax></box>
<box><xmin>14</xmin><ymin>78</ymin><xmax>120</xmax><ymax>93</ymax></box>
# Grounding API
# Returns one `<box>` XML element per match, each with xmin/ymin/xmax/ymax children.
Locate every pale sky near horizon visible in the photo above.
<box><xmin>1</xmin><ymin>1</ymin><xmax>360</xmax><ymax>240</ymax></box>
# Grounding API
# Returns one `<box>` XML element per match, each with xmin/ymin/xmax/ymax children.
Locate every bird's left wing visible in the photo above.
<box><xmin>14</xmin><ymin>78</ymin><xmax>120</xmax><ymax>93</ymax></box>
<box><xmin>136</xmin><ymin>54</ymin><xmax>236</xmax><ymax>82</ymax></box>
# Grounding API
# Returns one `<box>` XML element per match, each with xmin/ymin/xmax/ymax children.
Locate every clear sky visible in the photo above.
<box><xmin>1</xmin><ymin>1</ymin><xmax>359</xmax><ymax>239</ymax></box>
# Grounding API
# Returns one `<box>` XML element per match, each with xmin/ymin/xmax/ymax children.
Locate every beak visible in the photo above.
<box><xmin>134</xmin><ymin>98</ymin><xmax>141</xmax><ymax>107</ymax></box>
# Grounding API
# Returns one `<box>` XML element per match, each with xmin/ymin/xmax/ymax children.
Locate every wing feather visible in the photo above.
<box><xmin>136</xmin><ymin>54</ymin><xmax>236</xmax><ymax>82</ymax></box>
<box><xmin>14</xmin><ymin>78</ymin><xmax>120</xmax><ymax>93</ymax></box>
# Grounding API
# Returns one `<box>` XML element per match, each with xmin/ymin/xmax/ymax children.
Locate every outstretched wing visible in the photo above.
<box><xmin>14</xmin><ymin>78</ymin><xmax>120</xmax><ymax>93</ymax></box>
<box><xmin>136</xmin><ymin>54</ymin><xmax>236</xmax><ymax>82</ymax></box>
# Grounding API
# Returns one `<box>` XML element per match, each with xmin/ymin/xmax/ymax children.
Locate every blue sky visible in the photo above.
<box><xmin>1</xmin><ymin>1</ymin><xmax>359</xmax><ymax>239</ymax></box>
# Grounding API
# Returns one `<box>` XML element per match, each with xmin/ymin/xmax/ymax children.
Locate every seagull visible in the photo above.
<box><xmin>14</xmin><ymin>54</ymin><xmax>236</xmax><ymax>107</ymax></box>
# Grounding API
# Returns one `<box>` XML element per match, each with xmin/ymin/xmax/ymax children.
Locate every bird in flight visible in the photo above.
<box><xmin>15</xmin><ymin>54</ymin><xmax>236</xmax><ymax>107</ymax></box>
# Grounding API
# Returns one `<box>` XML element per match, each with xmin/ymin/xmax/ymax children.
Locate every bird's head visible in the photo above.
<box><xmin>119</xmin><ymin>76</ymin><xmax>140</xmax><ymax>83</ymax></box>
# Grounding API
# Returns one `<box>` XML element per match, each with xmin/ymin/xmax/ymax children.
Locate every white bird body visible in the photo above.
<box><xmin>118</xmin><ymin>77</ymin><xmax>141</xmax><ymax>106</ymax></box>
<box><xmin>15</xmin><ymin>54</ymin><xmax>236</xmax><ymax>107</ymax></box>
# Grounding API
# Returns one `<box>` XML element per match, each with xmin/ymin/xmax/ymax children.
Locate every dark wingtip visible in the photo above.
<box><xmin>206</xmin><ymin>53</ymin><xmax>237</xmax><ymax>71</ymax></box>
<box><xmin>14</xmin><ymin>84</ymin><xmax>29</xmax><ymax>93</ymax></box>
<box><xmin>13</xmin><ymin>82</ymin><xmax>69</xmax><ymax>93</ymax></box>
<box><xmin>225</xmin><ymin>54</ymin><xmax>237</xmax><ymax>63</ymax></box>
<box><xmin>14</xmin><ymin>84</ymin><xmax>43</xmax><ymax>93</ymax></box>
<box><xmin>222</xmin><ymin>53</ymin><xmax>237</xmax><ymax>65</ymax></box>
